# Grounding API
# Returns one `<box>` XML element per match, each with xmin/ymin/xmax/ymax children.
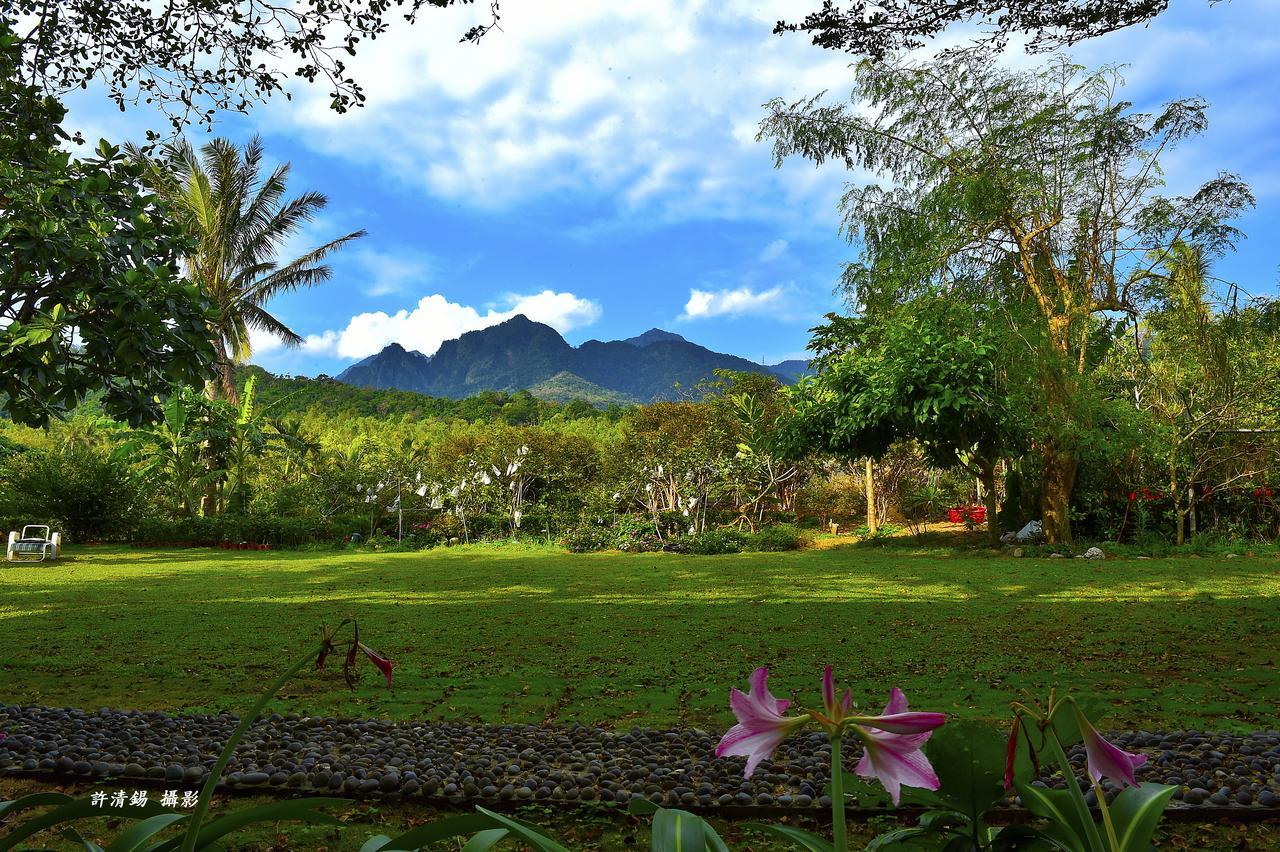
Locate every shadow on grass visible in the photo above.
<box><xmin>0</xmin><ymin>545</ymin><xmax>1276</xmax><ymax>732</ymax></box>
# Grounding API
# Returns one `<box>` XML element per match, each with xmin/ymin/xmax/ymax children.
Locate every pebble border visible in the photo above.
<box><xmin>1</xmin><ymin>705</ymin><xmax>1277</xmax><ymax>813</ymax></box>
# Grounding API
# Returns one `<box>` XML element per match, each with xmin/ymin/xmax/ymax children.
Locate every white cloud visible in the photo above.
<box><xmin>265</xmin><ymin>0</ymin><xmax>856</xmax><ymax>230</ymax></box>
<box><xmin>303</xmin><ymin>290</ymin><xmax>601</xmax><ymax>360</ymax></box>
<box><xmin>351</xmin><ymin>247</ymin><xmax>434</xmax><ymax>297</ymax></box>
<box><xmin>759</xmin><ymin>239</ymin><xmax>788</xmax><ymax>262</ymax></box>
<box><xmin>679</xmin><ymin>285</ymin><xmax>786</xmax><ymax>320</ymax></box>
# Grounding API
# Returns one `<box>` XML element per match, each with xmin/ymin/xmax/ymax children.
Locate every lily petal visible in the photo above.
<box><xmin>1074</xmin><ymin>707</ymin><xmax>1146</xmax><ymax>788</ymax></box>
<box><xmin>716</xmin><ymin>667</ymin><xmax>808</xmax><ymax>778</ymax></box>
<box><xmin>359</xmin><ymin>643</ymin><xmax>395</xmax><ymax>688</ymax></box>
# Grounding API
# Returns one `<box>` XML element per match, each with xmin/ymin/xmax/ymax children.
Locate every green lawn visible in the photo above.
<box><xmin>2</xmin><ymin>542</ymin><xmax>1278</xmax><ymax>731</ymax></box>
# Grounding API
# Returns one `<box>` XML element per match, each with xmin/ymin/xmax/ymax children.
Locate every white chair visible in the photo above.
<box><xmin>6</xmin><ymin>526</ymin><xmax>61</xmax><ymax>562</ymax></box>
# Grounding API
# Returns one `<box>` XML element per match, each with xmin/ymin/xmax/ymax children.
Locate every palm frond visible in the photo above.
<box><xmin>241</xmin><ymin>304</ymin><xmax>306</xmax><ymax>352</ymax></box>
<box><xmin>245</xmin><ymin>230</ymin><xmax>366</xmax><ymax>304</ymax></box>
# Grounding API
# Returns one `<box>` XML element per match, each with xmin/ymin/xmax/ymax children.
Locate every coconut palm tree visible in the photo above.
<box><xmin>131</xmin><ymin>135</ymin><xmax>364</xmax><ymax>405</ymax></box>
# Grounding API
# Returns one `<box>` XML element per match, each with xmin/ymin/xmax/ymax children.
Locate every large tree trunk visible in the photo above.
<box><xmin>864</xmin><ymin>458</ymin><xmax>878</xmax><ymax>534</ymax></box>
<box><xmin>980</xmin><ymin>458</ymin><xmax>1000</xmax><ymax>548</ymax></box>
<box><xmin>1170</xmin><ymin>450</ymin><xmax>1184</xmax><ymax>546</ymax></box>
<box><xmin>198</xmin><ymin>339</ymin><xmax>236</xmax><ymax>516</ymax></box>
<box><xmin>1040</xmin><ymin>444</ymin><xmax>1077</xmax><ymax>544</ymax></box>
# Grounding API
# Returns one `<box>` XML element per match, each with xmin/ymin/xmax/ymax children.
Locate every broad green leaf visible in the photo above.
<box><xmin>358</xmin><ymin>835</ymin><xmax>392</xmax><ymax>852</ymax></box>
<box><xmin>628</xmin><ymin>797</ymin><xmax>661</xmax><ymax>816</ymax></box>
<box><xmin>742</xmin><ymin>823</ymin><xmax>835</xmax><ymax>852</ymax></box>
<box><xmin>461</xmin><ymin>829</ymin><xmax>510</xmax><ymax>852</ymax></box>
<box><xmin>1109</xmin><ymin>783</ymin><xmax>1176</xmax><ymax>852</ymax></box>
<box><xmin>1014</xmin><ymin>782</ymin><xmax>1097</xmax><ymax>852</ymax></box>
<box><xmin>940</xmin><ymin>837</ymin><xmax>978</xmax><ymax>852</ymax></box>
<box><xmin>924</xmin><ymin>720</ymin><xmax>1023</xmax><ymax>820</ymax></box>
<box><xmin>651</xmin><ymin>807</ymin><xmax>708</xmax><ymax>852</ymax></box>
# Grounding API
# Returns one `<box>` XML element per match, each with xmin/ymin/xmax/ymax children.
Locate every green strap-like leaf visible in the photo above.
<box><xmin>62</xmin><ymin>826</ymin><xmax>106</xmax><ymax>852</ymax></box>
<box><xmin>702</xmin><ymin>822</ymin><xmax>731</xmax><ymax>852</ymax></box>
<box><xmin>917</xmin><ymin>810</ymin><xmax>969</xmax><ymax>831</ymax></box>
<box><xmin>358</xmin><ymin>835</ymin><xmax>393</xmax><ymax>852</ymax></box>
<box><xmin>0</xmin><ymin>798</ymin><xmax>172</xmax><ymax>852</ymax></box>
<box><xmin>989</xmin><ymin>823</ymin><xmax>1076</xmax><ymax>851</ymax></box>
<box><xmin>864</xmin><ymin>826</ymin><xmax>931</xmax><ymax>850</ymax></box>
<box><xmin>149</xmin><ymin>798</ymin><xmax>344</xmax><ymax>852</ymax></box>
<box><xmin>742</xmin><ymin>823</ymin><xmax>835</xmax><ymax>852</ymax></box>
<box><xmin>1109</xmin><ymin>783</ymin><xmax>1177</xmax><ymax>852</ymax></box>
<box><xmin>106</xmin><ymin>813</ymin><xmax>188</xmax><ymax>852</ymax></box>
<box><xmin>460</xmin><ymin>829</ymin><xmax>511</xmax><ymax>852</ymax></box>
<box><xmin>0</xmin><ymin>792</ymin><xmax>75</xmax><ymax>819</ymax></box>
<box><xmin>474</xmin><ymin>807</ymin><xmax>571</xmax><ymax>852</ymax></box>
<box><xmin>376</xmin><ymin>813</ymin><xmax>507</xmax><ymax>850</ymax></box>
<box><xmin>651</xmin><ymin>807</ymin><xmax>708</xmax><ymax>852</ymax></box>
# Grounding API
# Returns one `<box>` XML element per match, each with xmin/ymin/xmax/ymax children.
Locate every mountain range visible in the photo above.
<box><xmin>334</xmin><ymin>315</ymin><xmax>809</xmax><ymax>404</ymax></box>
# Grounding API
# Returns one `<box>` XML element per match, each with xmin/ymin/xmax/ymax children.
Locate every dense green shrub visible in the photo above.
<box><xmin>560</xmin><ymin>523</ymin><xmax>615</xmax><ymax>553</ymax></box>
<box><xmin>680</xmin><ymin>527</ymin><xmax>747</xmax><ymax>554</ymax></box>
<box><xmin>0</xmin><ymin>446</ymin><xmax>141</xmax><ymax>542</ymax></box>
<box><xmin>746</xmin><ymin>523</ymin><xmax>808</xmax><ymax>552</ymax></box>
<box><xmin>559</xmin><ymin>519</ymin><xmax>809</xmax><ymax>554</ymax></box>
<box><xmin>130</xmin><ymin>514</ymin><xmax>361</xmax><ymax>547</ymax></box>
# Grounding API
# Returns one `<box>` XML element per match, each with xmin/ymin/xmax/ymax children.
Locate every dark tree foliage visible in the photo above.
<box><xmin>776</xmin><ymin>0</ymin><xmax>1219</xmax><ymax>58</ymax></box>
<box><xmin>0</xmin><ymin>23</ymin><xmax>218</xmax><ymax>427</ymax></box>
<box><xmin>3</xmin><ymin>0</ymin><xmax>499</xmax><ymax>131</ymax></box>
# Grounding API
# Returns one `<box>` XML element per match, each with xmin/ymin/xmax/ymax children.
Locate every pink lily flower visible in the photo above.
<box><xmin>1073</xmin><ymin>706</ymin><xmax>1146</xmax><ymax>788</ymax></box>
<box><xmin>360</xmin><ymin>644</ymin><xmax>395</xmax><ymax>688</ymax></box>
<box><xmin>716</xmin><ymin>667</ymin><xmax>809</xmax><ymax>777</ymax></box>
<box><xmin>850</xmin><ymin>688</ymin><xmax>945</xmax><ymax>805</ymax></box>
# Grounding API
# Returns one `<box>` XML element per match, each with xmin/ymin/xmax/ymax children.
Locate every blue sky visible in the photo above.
<box><xmin>65</xmin><ymin>0</ymin><xmax>1280</xmax><ymax>377</ymax></box>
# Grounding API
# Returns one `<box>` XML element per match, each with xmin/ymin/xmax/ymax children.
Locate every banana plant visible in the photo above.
<box><xmin>115</xmin><ymin>387</ymin><xmax>229</xmax><ymax>516</ymax></box>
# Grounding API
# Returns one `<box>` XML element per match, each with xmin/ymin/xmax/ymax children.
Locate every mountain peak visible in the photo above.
<box><xmin>335</xmin><ymin>320</ymin><xmax>803</xmax><ymax>402</ymax></box>
<box><xmin>622</xmin><ymin>328</ymin><xmax>687</xmax><ymax>347</ymax></box>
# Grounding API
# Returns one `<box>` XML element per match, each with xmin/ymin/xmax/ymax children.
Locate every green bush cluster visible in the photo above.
<box><xmin>560</xmin><ymin>521</ymin><xmax>807</xmax><ymax>554</ymax></box>
<box><xmin>132</xmin><ymin>514</ymin><xmax>360</xmax><ymax>547</ymax></box>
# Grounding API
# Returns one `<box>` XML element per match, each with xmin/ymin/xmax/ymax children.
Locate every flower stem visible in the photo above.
<box><xmin>829</xmin><ymin>732</ymin><xmax>848</xmax><ymax>852</ymax></box>
<box><xmin>179</xmin><ymin>646</ymin><xmax>321</xmax><ymax>852</ymax></box>
<box><xmin>1091</xmin><ymin>777</ymin><xmax>1120</xmax><ymax>851</ymax></box>
<box><xmin>1042</xmin><ymin>727</ymin><xmax>1106</xmax><ymax>852</ymax></box>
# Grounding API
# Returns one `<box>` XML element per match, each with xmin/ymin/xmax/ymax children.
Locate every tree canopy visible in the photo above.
<box><xmin>759</xmin><ymin>54</ymin><xmax>1253</xmax><ymax>541</ymax></box>
<box><xmin>776</xmin><ymin>0</ymin><xmax>1217</xmax><ymax>59</ymax></box>
<box><xmin>0</xmin><ymin>23</ymin><xmax>217</xmax><ymax>427</ymax></box>
<box><xmin>132</xmin><ymin>136</ymin><xmax>365</xmax><ymax>404</ymax></box>
<box><xmin>4</xmin><ymin>0</ymin><xmax>498</xmax><ymax>131</ymax></box>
